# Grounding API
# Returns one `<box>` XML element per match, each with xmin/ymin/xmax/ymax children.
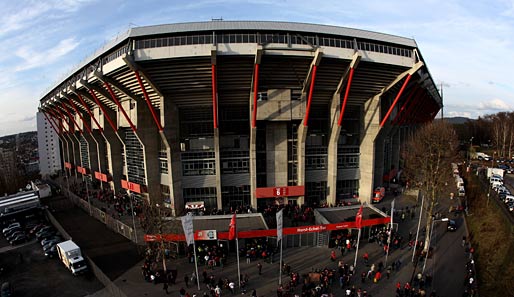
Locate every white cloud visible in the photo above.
<box><xmin>478</xmin><ymin>99</ymin><xmax>513</xmax><ymax>110</ymax></box>
<box><xmin>14</xmin><ymin>38</ymin><xmax>79</xmax><ymax>72</ymax></box>
<box><xmin>447</xmin><ymin>111</ymin><xmax>472</xmax><ymax>118</ymax></box>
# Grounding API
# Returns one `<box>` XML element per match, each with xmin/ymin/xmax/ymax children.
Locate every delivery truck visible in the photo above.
<box><xmin>56</xmin><ymin>240</ymin><xmax>87</xmax><ymax>275</ymax></box>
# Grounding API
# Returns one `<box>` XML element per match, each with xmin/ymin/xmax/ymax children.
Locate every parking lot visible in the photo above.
<box><xmin>0</xmin><ymin>211</ymin><xmax>104</xmax><ymax>297</ymax></box>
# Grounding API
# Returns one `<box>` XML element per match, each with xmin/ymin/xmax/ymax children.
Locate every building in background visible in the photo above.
<box><xmin>38</xmin><ymin>21</ymin><xmax>441</xmax><ymax>216</ymax></box>
<box><xmin>37</xmin><ymin>111</ymin><xmax>62</xmax><ymax>177</ymax></box>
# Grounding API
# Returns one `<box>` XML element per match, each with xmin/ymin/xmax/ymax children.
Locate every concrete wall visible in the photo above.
<box><xmin>257</xmin><ymin>89</ymin><xmax>304</xmax><ymax>121</ymax></box>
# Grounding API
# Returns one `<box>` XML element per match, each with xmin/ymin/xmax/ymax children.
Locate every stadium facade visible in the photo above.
<box><xmin>38</xmin><ymin>21</ymin><xmax>441</xmax><ymax>215</ymax></box>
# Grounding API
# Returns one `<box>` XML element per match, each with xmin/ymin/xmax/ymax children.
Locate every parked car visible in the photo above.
<box><xmin>43</xmin><ymin>242</ymin><xmax>57</xmax><ymax>252</ymax></box>
<box><xmin>42</xmin><ymin>238</ymin><xmax>61</xmax><ymax>249</ymax></box>
<box><xmin>2</xmin><ymin>223</ymin><xmax>20</xmax><ymax>234</ymax></box>
<box><xmin>35</xmin><ymin>227</ymin><xmax>54</xmax><ymax>238</ymax></box>
<box><xmin>0</xmin><ymin>282</ymin><xmax>13</xmax><ymax>297</ymax></box>
<box><xmin>10</xmin><ymin>234</ymin><xmax>27</xmax><ymax>245</ymax></box>
<box><xmin>447</xmin><ymin>220</ymin><xmax>457</xmax><ymax>231</ymax></box>
<box><xmin>3</xmin><ymin>227</ymin><xmax>22</xmax><ymax>238</ymax></box>
<box><xmin>44</xmin><ymin>245</ymin><xmax>58</xmax><ymax>258</ymax></box>
<box><xmin>36</xmin><ymin>230</ymin><xmax>56</xmax><ymax>241</ymax></box>
<box><xmin>29</xmin><ymin>224</ymin><xmax>48</xmax><ymax>236</ymax></box>
<box><xmin>41</xmin><ymin>236</ymin><xmax>62</xmax><ymax>246</ymax></box>
<box><xmin>6</xmin><ymin>231</ymin><xmax>25</xmax><ymax>242</ymax></box>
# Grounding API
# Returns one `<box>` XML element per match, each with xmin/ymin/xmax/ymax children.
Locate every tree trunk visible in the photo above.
<box><xmin>423</xmin><ymin>196</ymin><xmax>435</xmax><ymax>253</ymax></box>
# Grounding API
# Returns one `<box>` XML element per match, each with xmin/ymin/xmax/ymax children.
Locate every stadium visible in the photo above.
<box><xmin>38</xmin><ymin>21</ymin><xmax>441</xmax><ymax>216</ymax></box>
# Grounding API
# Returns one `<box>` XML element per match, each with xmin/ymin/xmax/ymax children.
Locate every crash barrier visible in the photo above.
<box><xmin>45</xmin><ymin>209</ymin><xmax>72</xmax><ymax>241</ymax></box>
<box><xmin>86</xmin><ymin>255</ymin><xmax>128</xmax><ymax>297</ymax></box>
<box><xmin>62</xmin><ymin>188</ymin><xmax>137</xmax><ymax>243</ymax></box>
<box><xmin>46</xmin><ymin>209</ymin><xmax>128</xmax><ymax>297</ymax></box>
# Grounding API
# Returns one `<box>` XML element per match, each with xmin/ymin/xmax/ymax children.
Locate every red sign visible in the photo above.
<box><xmin>144</xmin><ymin>216</ymin><xmax>391</xmax><ymax>242</ymax></box>
<box><xmin>256</xmin><ymin>185</ymin><xmax>305</xmax><ymax>198</ymax></box>
<box><xmin>121</xmin><ymin>179</ymin><xmax>145</xmax><ymax>194</ymax></box>
<box><xmin>76</xmin><ymin>166</ymin><xmax>90</xmax><ymax>175</ymax></box>
<box><xmin>95</xmin><ymin>172</ymin><xmax>111</xmax><ymax>182</ymax></box>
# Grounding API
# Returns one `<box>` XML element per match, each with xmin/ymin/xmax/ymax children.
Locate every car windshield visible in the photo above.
<box><xmin>72</xmin><ymin>260</ymin><xmax>86</xmax><ymax>269</ymax></box>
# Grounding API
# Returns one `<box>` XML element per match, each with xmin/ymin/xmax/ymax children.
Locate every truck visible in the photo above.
<box><xmin>487</xmin><ymin>168</ymin><xmax>505</xmax><ymax>179</ymax></box>
<box><xmin>56</xmin><ymin>240</ymin><xmax>87</xmax><ymax>275</ymax></box>
<box><xmin>475</xmin><ymin>152</ymin><xmax>491</xmax><ymax>161</ymax></box>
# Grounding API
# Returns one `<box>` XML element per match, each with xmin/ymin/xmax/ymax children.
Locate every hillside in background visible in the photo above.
<box><xmin>444</xmin><ymin>117</ymin><xmax>472</xmax><ymax>124</ymax></box>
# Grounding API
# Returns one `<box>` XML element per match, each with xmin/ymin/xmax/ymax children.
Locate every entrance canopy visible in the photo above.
<box><xmin>145</xmin><ymin>204</ymin><xmax>390</xmax><ymax>242</ymax></box>
<box><xmin>314</xmin><ymin>204</ymin><xmax>389</xmax><ymax>225</ymax></box>
<box><xmin>185</xmin><ymin>201</ymin><xmax>205</xmax><ymax>210</ymax></box>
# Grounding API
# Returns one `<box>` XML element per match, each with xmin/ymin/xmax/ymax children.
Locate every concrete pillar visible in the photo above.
<box><xmin>326</xmin><ymin>88</ymin><xmax>344</xmax><ymax>205</ymax></box>
<box><xmin>99</xmin><ymin>108</ymin><xmax>124</xmax><ymax>194</ymax></box>
<box><xmin>359</xmin><ymin>94</ymin><xmax>382</xmax><ymax>203</ymax></box>
<box><xmin>83</xmin><ymin>133</ymin><xmax>99</xmax><ymax>173</ymax></box>
<box><xmin>163</xmin><ymin>101</ymin><xmax>182</xmax><ymax>215</ymax></box>
<box><xmin>134</xmin><ymin>102</ymin><xmax>161</xmax><ymax>206</ymax></box>
<box><xmin>249</xmin><ymin>127</ymin><xmax>257</xmax><ymax>209</ymax></box>
<box><xmin>267</xmin><ymin>122</ymin><xmax>288</xmax><ymax>187</ymax></box>
<box><xmin>296</xmin><ymin>124</ymin><xmax>307</xmax><ymax>205</ymax></box>
<box><xmin>214</xmin><ymin>128</ymin><xmax>223</xmax><ymax>209</ymax></box>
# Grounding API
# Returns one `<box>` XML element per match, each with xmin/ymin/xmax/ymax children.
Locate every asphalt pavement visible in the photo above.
<box><xmin>104</xmin><ymin>189</ymin><xmax>468</xmax><ymax>297</ymax></box>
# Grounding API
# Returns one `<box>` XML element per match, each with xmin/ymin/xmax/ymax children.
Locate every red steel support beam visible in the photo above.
<box><xmin>211</xmin><ymin>64</ymin><xmax>218</xmax><ymax>129</ymax></box>
<box><xmin>55</xmin><ymin>107</ymin><xmax>75</xmax><ymax>133</ymax></box>
<box><xmin>303</xmin><ymin>65</ymin><xmax>318</xmax><ymax>127</ymax></box>
<box><xmin>47</xmin><ymin>109</ymin><xmax>67</xmax><ymax>133</ymax></box>
<box><xmin>134</xmin><ymin>71</ymin><xmax>163</xmax><ymax>131</ymax></box>
<box><xmin>337</xmin><ymin>67</ymin><xmax>355</xmax><ymax>126</ymax></box>
<box><xmin>59</xmin><ymin>102</ymin><xmax>83</xmax><ymax>133</ymax></box>
<box><xmin>104</xmin><ymin>82</ymin><xmax>137</xmax><ymax>132</ymax></box>
<box><xmin>392</xmin><ymin>86</ymin><xmax>420</xmax><ymax>125</ymax></box>
<box><xmin>76</xmin><ymin>94</ymin><xmax>103</xmax><ymax>133</ymax></box>
<box><xmin>89</xmin><ymin>89</ymin><xmax>118</xmax><ymax>132</ymax></box>
<box><xmin>67</xmin><ymin>100</ymin><xmax>92</xmax><ymax>134</ymax></box>
<box><xmin>42</xmin><ymin>110</ymin><xmax>61</xmax><ymax>135</ymax></box>
<box><xmin>380</xmin><ymin>74</ymin><xmax>412</xmax><ymax>127</ymax></box>
<box><xmin>251</xmin><ymin>64</ymin><xmax>260</xmax><ymax>128</ymax></box>
<box><xmin>398</xmin><ymin>91</ymin><xmax>425</xmax><ymax>126</ymax></box>
<box><xmin>409</xmin><ymin>93</ymin><xmax>430</xmax><ymax>124</ymax></box>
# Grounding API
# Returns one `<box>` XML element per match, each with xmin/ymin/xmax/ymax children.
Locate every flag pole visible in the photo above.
<box><xmin>353</xmin><ymin>228</ymin><xmax>361</xmax><ymax>268</ymax></box>
<box><xmin>193</xmin><ymin>241</ymin><xmax>200</xmax><ymax>290</ymax></box>
<box><xmin>236</xmin><ymin>233</ymin><xmax>241</xmax><ymax>289</ymax></box>
<box><xmin>385</xmin><ymin>199</ymin><xmax>395</xmax><ymax>267</ymax></box>
<box><xmin>279</xmin><ymin>237</ymin><xmax>283</xmax><ymax>285</ymax></box>
<box><xmin>353</xmin><ymin>205</ymin><xmax>363</xmax><ymax>268</ymax></box>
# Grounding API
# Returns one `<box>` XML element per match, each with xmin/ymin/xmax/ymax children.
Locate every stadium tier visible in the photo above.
<box><xmin>38</xmin><ymin>21</ymin><xmax>441</xmax><ymax>215</ymax></box>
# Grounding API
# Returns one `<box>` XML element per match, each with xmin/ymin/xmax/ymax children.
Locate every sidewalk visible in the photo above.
<box><xmin>109</xmin><ymin>192</ymin><xmax>466</xmax><ymax>297</ymax></box>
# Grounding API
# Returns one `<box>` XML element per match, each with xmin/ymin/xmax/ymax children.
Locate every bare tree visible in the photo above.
<box><xmin>403</xmin><ymin>121</ymin><xmax>458</xmax><ymax>252</ymax></box>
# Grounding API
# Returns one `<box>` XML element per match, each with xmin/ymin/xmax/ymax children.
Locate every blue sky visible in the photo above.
<box><xmin>1</xmin><ymin>0</ymin><xmax>513</xmax><ymax>136</ymax></box>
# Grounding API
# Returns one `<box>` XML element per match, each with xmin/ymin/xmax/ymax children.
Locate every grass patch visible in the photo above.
<box><xmin>465</xmin><ymin>173</ymin><xmax>514</xmax><ymax>297</ymax></box>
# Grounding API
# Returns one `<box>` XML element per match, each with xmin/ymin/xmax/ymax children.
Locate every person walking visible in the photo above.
<box><xmin>184</xmin><ymin>273</ymin><xmax>190</xmax><ymax>288</ymax></box>
<box><xmin>257</xmin><ymin>262</ymin><xmax>262</xmax><ymax>275</ymax></box>
<box><xmin>163</xmin><ymin>282</ymin><xmax>169</xmax><ymax>294</ymax></box>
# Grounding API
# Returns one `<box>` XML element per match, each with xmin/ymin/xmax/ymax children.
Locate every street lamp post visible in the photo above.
<box><xmin>422</xmin><ymin>217</ymin><xmax>449</xmax><ymax>274</ymax></box>
<box><xmin>468</xmin><ymin>137</ymin><xmax>474</xmax><ymax>164</ymax></box>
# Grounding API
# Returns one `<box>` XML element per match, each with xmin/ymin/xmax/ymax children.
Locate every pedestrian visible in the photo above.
<box><xmin>184</xmin><ymin>273</ymin><xmax>190</xmax><ymax>288</ymax></box>
<box><xmin>386</xmin><ymin>266</ymin><xmax>391</xmax><ymax>279</ymax></box>
<box><xmin>251</xmin><ymin>289</ymin><xmax>257</xmax><ymax>297</ymax></box>
<box><xmin>163</xmin><ymin>282</ymin><xmax>169</xmax><ymax>294</ymax></box>
<box><xmin>257</xmin><ymin>262</ymin><xmax>262</xmax><ymax>275</ymax></box>
<box><xmin>363</xmin><ymin>252</ymin><xmax>369</xmax><ymax>265</ymax></box>
<box><xmin>462</xmin><ymin>236</ymin><xmax>466</xmax><ymax>247</ymax></box>
<box><xmin>229</xmin><ymin>281</ymin><xmax>235</xmax><ymax>294</ymax></box>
